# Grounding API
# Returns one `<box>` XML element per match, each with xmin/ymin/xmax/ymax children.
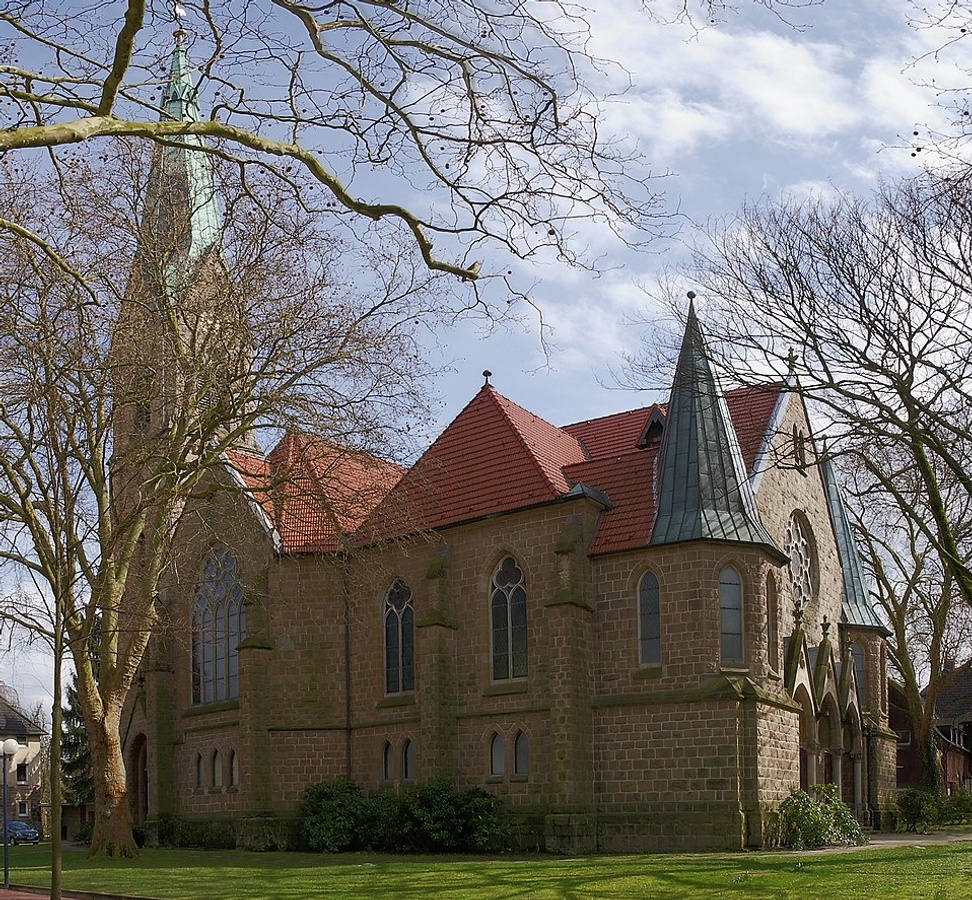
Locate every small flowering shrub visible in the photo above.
<box><xmin>774</xmin><ymin>784</ymin><xmax>867</xmax><ymax>849</ymax></box>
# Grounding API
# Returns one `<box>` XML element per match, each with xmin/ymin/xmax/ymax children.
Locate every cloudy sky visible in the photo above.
<box><xmin>3</xmin><ymin>0</ymin><xmax>969</xmax><ymax>713</ymax></box>
<box><xmin>435</xmin><ymin>0</ymin><xmax>969</xmax><ymax>428</ymax></box>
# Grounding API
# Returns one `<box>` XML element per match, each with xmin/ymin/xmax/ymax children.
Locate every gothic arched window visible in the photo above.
<box><xmin>489</xmin><ymin>733</ymin><xmax>506</xmax><ymax>776</ymax></box>
<box><xmin>384</xmin><ymin>580</ymin><xmax>414</xmax><ymax>694</ymax></box>
<box><xmin>191</xmin><ymin>547</ymin><xmax>246</xmax><ymax>705</ymax></box>
<box><xmin>719</xmin><ymin>566</ymin><xmax>744</xmax><ymax>665</ymax></box>
<box><xmin>638</xmin><ymin>571</ymin><xmax>661</xmax><ymax>665</ymax></box>
<box><xmin>767</xmin><ymin>573</ymin><xmax>780</xmax><ymax>672</ymax></box>
<box><xmin>402</xmin><ymin>739</ymin><xmax>416</xmax><ymax>781</ymax></box>
<box><xmin>490</xmin><ymin>556</ymin><xmax>527</xmax><ymax>680</ymax></box>
<box><xmin>514</xmin><ymin>731</ymin><xmax>530</xmax><ymax>776</ymax></box>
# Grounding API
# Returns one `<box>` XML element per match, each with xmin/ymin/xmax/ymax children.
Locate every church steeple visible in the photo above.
<box><xmin>141</xmin><ymin>31</ymin><xmax>222</xmax><ymax>281</ymax></box>
<box><xmin>649</xmin><ymin>298</ymin><xmax>781</xmax><ymax>554</ymax></box>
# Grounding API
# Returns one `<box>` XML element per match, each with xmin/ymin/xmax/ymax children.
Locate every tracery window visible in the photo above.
<box><xmin>191</xmin><ymin>547</ymin><xmax>246</xmax><ymax>705</ymax></box>
<box><xmin>384</xmin><ymin>580</ymin><xmax>414</xmax><ymax>694</ymax></box>
<box><xmin>638</xmin><ymin>571</ymin><xmax>661</xmax><ymax>665</ymax></box>
<box><xmin>490</xmin><ymin>556</ymin><xmax>527</xmax><ymax>680</ymax></box>
<box><xmin>719</xmin><ymin>566</ymin><xmax>744</xmax><ymax>665</ymax></box>
<box><xmin>786</xmin><ymin>513</ymin><xmax>818</xmax><ymax>612</ymax></box>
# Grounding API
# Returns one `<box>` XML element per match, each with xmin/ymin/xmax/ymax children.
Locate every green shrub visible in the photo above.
<box><xmin>73</xmin><ymin>819</ymin><xmax>94</xmax><ymax>845</ymax></box>
<box><xmin>939</xmin><ymin>789</ymin><xmax>972</xmax><ymax>825</ymax></box>
<box><xmin>898</xmin><ymin>788</ymin><xmax>939</xmax><ymax>831</ymax></box>
<box><xmin>361</xmin><ymin>786</ymin><xmax>417</xmax><ymax>852</ymax></box>
<box><xmin>171</xmin><ymin>818</ymin><xmax>237</xmax><ymax>850</ymax></box>
<box><xmin>774</xmin><ymin>784</ymin><xmax>866</xmax><ymax>849</ymax></box>
<box><xmin>300</xmin><ymin>777</ymin><xmax>509</xmax><ymax>854</ymax></box>
<box><xmin>299</xmin><ymin>777</ymin><xmax>367</xmax><ymax>852</ymax></box>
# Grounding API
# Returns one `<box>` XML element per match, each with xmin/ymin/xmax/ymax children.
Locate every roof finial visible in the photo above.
<box><xmin>482</xmin><ymin>369</ymin><xmax>492</xmax><ymax>387</ymax></box>
<box><xmin>822</xmin><ymin>615</ymin><xmax>830</xmax><ymax>638</ymax></box>
<box><xmin>787</xmin><ymin>346</ymin><xmax>798</xmax><ymax>371</ymax></box>
<box><xmin>173</xmin><ymin>2</ymin><xmax>188</xmax><ymax>43</ymax></box>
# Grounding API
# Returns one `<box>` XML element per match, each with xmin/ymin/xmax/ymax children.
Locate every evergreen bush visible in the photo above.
<box><xmin>774</xmin><ymin>784</ymin><xmax>866</xmax><ymax>849</ymax></box>
<box><xmin>299</xmin><ymin>777</ymin><xmax>508</xmax><ymax>853</ymax></box>
<box><xmin>299</xmin><ymin>776</ymin><xmax>367</xmax><ymax>852</ymax></box>
<box><xmin>898</xmin><ymin>788</ymin><xmax>939</xmax><ymax>832</ymax></box>
<box><xmin>940</xmin><ymin>788</ymin><xmax>972</xmax><ymax>825</ymax></box>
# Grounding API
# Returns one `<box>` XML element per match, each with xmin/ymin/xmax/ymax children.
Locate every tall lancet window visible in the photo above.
<box><xmin>384</xmin><ymin>580</ymin><xmax>414</xmax><ymax>694</ymax></box>
<box><xmin>192</xmin><ymin>547</ymin><xmax>246</xmax><ymax>704</ymax></box>
<box><xmin>490</xmin><ymin>556</ymin><xmax>528</xmax><ymax>680</ymax></box>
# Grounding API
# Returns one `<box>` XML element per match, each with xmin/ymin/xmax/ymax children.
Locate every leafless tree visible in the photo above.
<box><xmin>0</xmin><ymin>146</ymin><xmax>447</xmax><ymax>862</ymax></box>
<box><xmin>846</xmin><ymin>453</ymin><xmax>972</xmax><ymax>790</ymax></box>
<box><xmin>0</xmin><ymin>0</ymin><xmax>680</xmax><ymax>284</ymax></box>
<box><xmin>627</xmin><ymin>170</ymin><xmax>972</xmax><ymax>785</ymax></box>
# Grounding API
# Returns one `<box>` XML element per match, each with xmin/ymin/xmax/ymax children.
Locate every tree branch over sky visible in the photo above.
<box><xmin>0</xmin><ymin>0</ymin><xmax>679</xmax><ymax>281</ymax></box>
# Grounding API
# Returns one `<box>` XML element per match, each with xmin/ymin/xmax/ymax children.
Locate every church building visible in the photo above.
<box><xmin>120</xmin><ymin>41</ymin><xmax>898</xmax><ymax>853</ymax></box>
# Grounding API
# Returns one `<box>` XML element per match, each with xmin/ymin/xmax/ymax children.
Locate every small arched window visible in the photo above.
<box><xmin>229</xmin><ymin>750</ymin><xmax>239</xmax><ymax>788</ymax></box>
<box><xmin>490</xmin><ymin>557</ymin><xmax>528</xmax><ymax>680</ymax></box>
<box><xmin>638</xmin><ymin>571</ymin><xmax>661</xmax><ymax>665</ymax></box>
<box><xmin>489</xmin><ymin>733</ymin><xmax>506</xmax><ymax>776</ymax></box>
<box><xmin>852</xmin><ymin>643</ymin><xmax>867</xmax><ymax>706</ymax></box>
<box><xmin>514</xmin><ymin>731</ymin><xmax>530</xmax><ymax>776</ymax></box>
<box><xmin>191</xmin><ymin>547</ymin><xmax>247</xmax><ymax>705</ymax></box>
<box><xmin>195</xmin><ymin>753</ymin><xmax>203</xmax><ymax>790</ymax></box>
<box><xmin>719</xmin><ymin>566</ymin><xmax>744</xmax><ymax>665</ymax></box>
<box><xmin>212</xmin><ymin>750</ymin><xmax>223</xmax><ymax>789</ymax></box>
<box><xmin>402</xmin><ymin>739</ymin><xmax>416</xmax><ymax>781</ymax></box>
<box><xmin>766</xmin><ymin>573</ymin><xmax>779</xmax><ymax>672</ymax></box>
<box><xmin>382</xmin><ymin>741</ymin><xmax>393</xmax><ymax>781</ymax></box>
<box><xmin>384</xmin><ymin>580</ymin><xmax>414</xmax><ymax>694</ymax></box>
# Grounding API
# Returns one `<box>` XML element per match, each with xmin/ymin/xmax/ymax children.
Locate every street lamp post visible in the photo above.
<box><xmin>2</xmin><ymin>737</ymin><xmax>22</xmax><ymax>890</ymax></box>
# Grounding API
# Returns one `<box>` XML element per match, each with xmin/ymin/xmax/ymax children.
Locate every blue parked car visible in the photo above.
<box><xmin>3</xmin><ymin>822</ymin><xmax>40</xmax><ymax>844</ymax></box>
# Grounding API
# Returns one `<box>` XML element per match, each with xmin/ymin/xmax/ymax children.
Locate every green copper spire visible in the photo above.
<box><xmin>820</xmin><ymin>454</ymin><xmax>885</xmax><ymax>630</ymax></box>
<box><xmin>649</xmin><ymin>299</ymin><xmax>781</xmax><ymax>553</ymax></box>
<box><xmin>141</xmin><ymin>31</ymin><xmax>221</xmax><ymax>278</ymax></box>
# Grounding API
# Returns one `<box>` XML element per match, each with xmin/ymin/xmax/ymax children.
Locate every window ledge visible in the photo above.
<box><xmin>186</xmin><ymin>699</ymin><xmax>240</xmax><ymax>717</ymax></box>
<box><xmin>720</xmin><ymin>666</ymin><xmax>749</xmax><ymax>674</ymax></box>
<box><xmin>376</xmin><ymin>694</ymin><xmax>416</xmax><ymax>709</ymax></box>
<box><xmin>633</xmin><ymin>664</ymin><xmax>662</xmax><ymax>681</ymax></box>
<box><xmin>485</xmin><ymin>775</ymin><xmax>504</xmax><ymax>784</ymax></box>
<box><xmin>483</xmin><ymin>681</ymin><xmax>528</xmax><ymax>698</ymax></box>
<box><xmin>226</xmin><ymin>786</ymin><xmax>239</xmax><ymax>794</ymax></box>
<box><xmin>510</xmin><ymin>774</ymin><xmax>529</xmax><ymax>783</ymax></box>
<box><xmin>208</xmin><ymin>787</ymin><xmax>224</xmax><ymax>794</ymax></box>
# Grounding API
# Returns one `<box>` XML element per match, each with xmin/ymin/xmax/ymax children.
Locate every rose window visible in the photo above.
<box><xmin>786</xmin><ymin>513</ymin><xmax>817</xmax><ymax>611</ymax></box>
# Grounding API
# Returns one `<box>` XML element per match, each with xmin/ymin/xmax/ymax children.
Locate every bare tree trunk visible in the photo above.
<box><xmin>87</xmin><ymin>704</ymin><xmax>136</xmax><ymax>858</ymax></box>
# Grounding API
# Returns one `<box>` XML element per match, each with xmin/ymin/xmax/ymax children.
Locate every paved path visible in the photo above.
<box><xmin>3</xmin><ymin>830</ymin><xmax>971</xmax><ymax>899</ymax></box>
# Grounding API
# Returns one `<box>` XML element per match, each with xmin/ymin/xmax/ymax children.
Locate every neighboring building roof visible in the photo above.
<box><xmin>820</xmin><ymin>455</ymin><xmax>885</xmax><ymax>631</ymax></box>
<box><xmin>935</xmin><ymin>664</ymin><xmax>972</xmax><ymax>724</ymax></box>
<box><xmin>0</xmin><ymin>697</ymin><xmax>44</xmax><ymax>741</ymax></box>
<box><xmin>647</xmin><ymin>303</ymin><xmax>782</xmax><ymax>555</ymax></box>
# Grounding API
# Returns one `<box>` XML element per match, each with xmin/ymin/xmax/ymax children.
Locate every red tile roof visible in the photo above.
<box><xmin>360</xmin><ymin>386</ymin><xmax>588</xmax><ymax>541</ymax></box>
<box><xmin>227</xmin><ymin>383</ymin><xmax>784</xmax><ymax>557</ymax></box>
<box><xmin>226</xmin><ymin>434</ymin><xmax>404</xmax><ymax>554</ymax></box>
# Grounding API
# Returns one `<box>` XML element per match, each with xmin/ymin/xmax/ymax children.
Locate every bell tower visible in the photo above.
<box><xmin>112</xmin><ymin>28</ymin><xmax>256</xmax><ymax>457</ymax></box>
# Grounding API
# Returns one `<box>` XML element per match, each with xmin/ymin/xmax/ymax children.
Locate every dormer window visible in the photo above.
<box><xmin>637</xmin><ymin>406</ymin><xmax>666</xmax><ymax>449</ymax></box>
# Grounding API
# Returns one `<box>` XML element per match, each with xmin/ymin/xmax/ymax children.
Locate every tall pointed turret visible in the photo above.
<box><xmin>112</xmin><ymin>31</ymin><xmax>256</xmax><ymax>454</ymax></box>
<box><xmin>649</xmin><ymin>299</ymin><xmax>781</xmax><ymax>553</ymax></box>
<box><xmin>820</xmin><ymin>454</ymin><xmax>885</xmax><ymax>629</ymax></box>
<box><xmin>141</xmin><ymin>29</ymin><xmax>222</xmax><ymax>281</ymax></box>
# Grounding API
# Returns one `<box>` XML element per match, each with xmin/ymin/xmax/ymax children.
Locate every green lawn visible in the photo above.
<box><xmin>7</xmin><ymin>842</ymin><xmax>972</xmax><ymax>899</ymax></box>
